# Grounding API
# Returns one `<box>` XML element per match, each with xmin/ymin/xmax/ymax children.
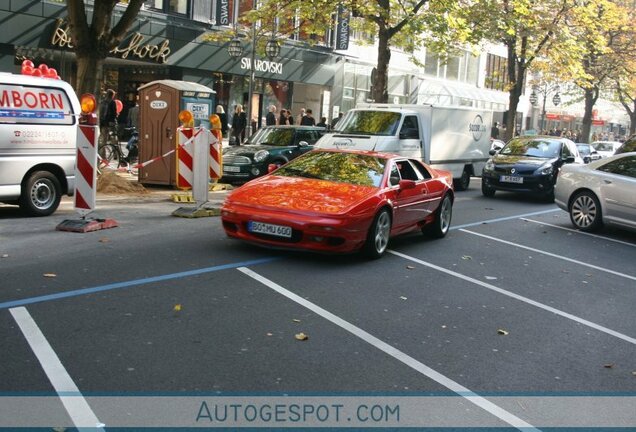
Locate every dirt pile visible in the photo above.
<box><xmin>97</xmin><ymin>169</ymin><xmax>148</xmax><ymax>195</ymax></box>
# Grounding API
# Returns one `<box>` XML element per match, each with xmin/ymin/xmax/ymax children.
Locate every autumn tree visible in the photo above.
<box><xmin>460</xmin><ymin>0</ymin><xmax>580</xmax><ymax>141</ymax></box>
<box><xmin>615</xmin><ymin>70</ymin><xmax>636</xmax><ymax>135</ymax></box>
<box><xmin>66</xmin><ymin>0</ymin><xmax>144</xmax><ymax>96</ymax></box>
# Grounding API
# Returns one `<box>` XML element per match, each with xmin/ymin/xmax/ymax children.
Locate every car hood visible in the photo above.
<box><xmin>223</xmin><ymin>144</ymin><xmax>293</xmax><ymax>157</ymax></box>
<box><xmin>492</xmin><ymin>154</ymin><xmax>555</xmax><ymax>167</ymax></box>
<box><xmin>225</xmin><ymin>176</ymin><xmax>377</xmax><ymax>214</ymax></box>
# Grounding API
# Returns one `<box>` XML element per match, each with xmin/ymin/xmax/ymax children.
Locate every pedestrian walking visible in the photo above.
<box><xmin>266</xmin><ymin>105</ymin><xmax>277</xmax><ymax>126</ymax></box>
<box><xmin>300</xmin><ymin>108</ymin><xmax>315</xmax><ymax>126</ymax></box>
<box><xmin>231</xmin><ymin>104</ymin><xmax>247</xmax><ymax>145</ymax></box>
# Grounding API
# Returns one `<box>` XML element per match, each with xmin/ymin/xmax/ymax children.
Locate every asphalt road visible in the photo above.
<box><xmin>1</xmin><ymin>179</ymin><xmax>635</xmax><ymax>430</ymax></box>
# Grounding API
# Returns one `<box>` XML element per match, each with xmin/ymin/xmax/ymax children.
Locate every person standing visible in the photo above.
<box><xmin>491</xmin><ymin>122</ymin><xmax>500</xmax><ymax>139</ymax></box>
<box><xmin>316</xmin><ymin>116</ymin><xmax>327</xmax><ymax>128</ymax></box>
<box><xmin>331</xmin><ymin>112</ymin><xmax>343</xmax><ymax>129</ymax></box>
<box><xmin>296</xmin><ymin>108</ymin><xmax>306</xmax><ymax>125</ymax></box>
<box><xmin>231</xmin><ymin>104</ymin><xmax>247</xmax><ymax>145</ymax></box>
<box><xmin>99</xmin><ymin>89</ymin><xmax>118</xmax><ymax>144</ymax></box>
<box><xmin>300</xmin><ymin>108</ymin><xmax>315</xmax><ymax>126</ymax></box>
<box><xmin>127</xmin><ymin>96</ymin><xmax>139</xmax><ymax>130</ymax></box>
<box><xmin>266</xmin><ymin>105</ymin><xmax>277</xmax><ymax>126</ymax></box>
<box><xmin>216</xmin><ymin>105</ymin><xmax>228</xmax><ymax>137</ymax></box>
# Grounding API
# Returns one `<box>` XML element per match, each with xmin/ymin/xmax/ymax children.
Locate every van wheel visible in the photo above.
<box><xmin>363</xmin><ymin>208</ymin><xmax>391</xmax><ymax>259</ymax></box>
<box><xmin>453</xmin><ymin>168</ymin><xmax>470</xmax><ymax>191</ymax></box>
<box><xmin>19</xmin><ymin>171</ymin><xmax>62</xmax><ymax>217</ymax></box>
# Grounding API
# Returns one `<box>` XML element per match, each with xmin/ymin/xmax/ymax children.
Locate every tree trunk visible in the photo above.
<box><xmin>75</xmin><ymin>53</ymin><xmax>105</xmax><ymax>97</ymax></box>
<box><xmin>580</xmin><ymin>87</ymin><xmax>598</xmax><ymax>144</ymax></box>
<box><xmin>630</xmin><ymin>103</ymin><xmax>636</xmax><ymax>135</ymax></box>
<box><xmin>504</xmin><ymin>39</ymin><xmax>525</xmax><ymax>142</ymax></box>
<box><xmin>373</xmin><ymin>27</ymin><xmax>391</xmax><ymax>103</ymax></box>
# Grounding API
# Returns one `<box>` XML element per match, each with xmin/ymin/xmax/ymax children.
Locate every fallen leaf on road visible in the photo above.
<box><xmin>1</xmin><ymin>254</ymin><xmax>8</xmax><ymax>258</ymax></box>
<box><xmin>562</xmin><ymin>270</ymin><xmax>569</xmax><ymax>274</ymax></box>
<box><xmin>43</xmin><ymin>273</ymin><xmax>56</xmax><ymax>278</ymax></box>
<box><xmin>99</xmin><ymin>237</ymin><xmax>110</xmax><ymax>243</ymax></box>
<box><xmin>632</xmin><ymin>371</ymin><xmax>636</xmax><ymax>376</ymax></box>
<box><xmin>485</xmin><ymin>276</ymin><xmax>497</xmax><ymax>280</ymax></box>
<box><xmin>603</xmin><ymin>363</ymin><xmax>614</xmax><ymax>368</ymax></box>
<box><xmin>497</xmin><ymin>329</ymin><xmax>509</xmax><ymax>336</ymax></box>
<box><xmin>462</xmin><ymin>255</ymin><xmax>472</xmax><ymax>260</ymax></box>
<box><xmin>292</xmin><ymin>319</ymin><xmax>301</xmax><ymax>323</ymax></box>
<box><xmin>295</xmin><ymin>332</ymin><xmax>308</xmax><ymax>341</ymax></box>
<box><xmin>173</xmin><ymin>304</ymin><xmax>182</xmax><ymax>312</ymax></box>
<box><xmin>406</xmin><ymin>265</ymin><xmax>415</xmax><ymax>269</ymax></box>
<box><xmin>266</xmin><ymin>333</ymin><xmax>273</xmax><ymax>337</ymax></box>
<box><xmin>399</xmin><ymin>296</ymin><xmax>408</xmax><ymax>300</ymax></box>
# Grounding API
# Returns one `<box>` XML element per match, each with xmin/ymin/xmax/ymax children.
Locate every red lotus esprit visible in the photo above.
<box><xmin>220</xmin><ymin>149</ymin><xmax>454</xmax><ymax>258</ymax></box>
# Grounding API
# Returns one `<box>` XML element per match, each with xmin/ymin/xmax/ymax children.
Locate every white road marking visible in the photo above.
<box><xmin>521</xmin><ymin>218</ymin><xmax>636</xmax><ymax>248</ymax></box>
<box><xmin>450</xmin><ymin>208</ymin><xmax>560</xmax><ymax>230</ymax></box>
<box><xmin>10</xmin><ymin>307</ymin><xmax>105</xmax><ymax>431</ymax></box>
<box><xmin>238</xmin><ymin>267</ymin><xmax>539</xmax><ymax>431</ymax></box>
<box><xmin>459</xmin><ymin>228</ymin><xmax>636</xmax><ymax>282</ymax></box>
<box><xmin>387</xmin><ymin>250</ymin><xmax>636</xmax><ymax>345</ymax></box>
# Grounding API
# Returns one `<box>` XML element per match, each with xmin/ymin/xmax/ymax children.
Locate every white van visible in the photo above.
<box><xmin>316</xmin><ymin>104</ymin><xmax>493</xmax><ymax>190</ymax></box>
<box><xmin>0</xmin><ymin>73</ymin><xmax>80</xmax><ymax>216</ymax></box>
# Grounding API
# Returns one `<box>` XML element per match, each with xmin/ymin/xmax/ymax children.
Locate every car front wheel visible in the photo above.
<box><xmin>363</xmin><ymin>208</ymin><xmax>391</xmax><ymax>259</ymax></box>
<box><xmin>569</xmin><ymin>191</ymin><xmax>603</xmax><ymax>232</ymax></box>
<box><xmin>481</xmin><ymin>180</ymin><xmax>496</xmax><ymax>197</ymax></box>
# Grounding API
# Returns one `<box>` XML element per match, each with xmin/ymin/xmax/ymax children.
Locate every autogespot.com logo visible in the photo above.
<box><xmin>468</xmin><ymin>115</ymin><xmax>487</xmax><ymax>141</ymax></box>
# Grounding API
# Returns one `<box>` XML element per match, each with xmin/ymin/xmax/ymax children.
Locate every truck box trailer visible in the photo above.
<box><xmin>315</xmin><ymin>104</ymin><xmax>493</xmax><ymax>190</ymax></box>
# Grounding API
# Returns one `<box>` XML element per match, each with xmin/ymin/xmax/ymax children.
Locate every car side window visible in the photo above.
<box><xmin>397</xmin><ymin>160</ymin><xmax>421</xmax><ymax>180</ymax></box>
<box><xmin>295</xmin><ymin>130</ymin><xmax>311</xmax><ymax>145</ymax></box>
<box><xmin>389</xmin><ymin>165</ymin><xmax>401</xmax><ymax>186</ymax></box>
<box><xmin>597</xmin><ymin>156</ymin><xmax>636</xmax><ymax>179</ymax></box>
<box><xmin>410</xmin><ymin>159</ymin><xmax>432</xmax><ymax>179</ymax></box>
<box><xmin>562</xmin><ymin>142</ymin><xmax>573</xmax><ymax>158</ymax></box>
<box><xmin>400</xmin><ymin>116</ymin><xmax>419</xmax><ymax>138</ymax></box>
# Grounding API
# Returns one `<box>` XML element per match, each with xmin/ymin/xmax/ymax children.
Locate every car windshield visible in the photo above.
<box><xmin>333</xmin><ymin>111</ymin><xmax>401</xmax><ymax>136</ymax></box>
<box><xmin>500</xmin><ymin>138</ymin><xmax>561</xmax><ymax>158</ymax></box>
<box><xmin>593</xmin><ymin>142</ymin><xmax>618</xmax><ymax>152</ymax></box>
<box><xmin>576</xmin><ymin>144</ymin><xmax>591</xmax><ymax>156</ymax></box>
<box><xmin>247</xmin><ymin>128</ymin><xmax>294</xmax><ymax>146</ymax></box>
<box><xmin>275</xmin><ymin>151</ymin><xmax>387</xmax><ymax>187</ymax></box>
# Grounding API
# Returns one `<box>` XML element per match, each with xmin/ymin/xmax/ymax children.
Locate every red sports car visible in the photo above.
<box><xmin>221</xmin><ymin>149</ymin><xmax>454</xmax><ymax>258</ymax></box>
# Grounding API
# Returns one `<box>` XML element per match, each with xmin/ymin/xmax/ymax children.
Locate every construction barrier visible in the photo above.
<box><xmin>74</xmin><ymin>124</ymin><xmax>98</xmax><ymax>217</ymax></box>
<box><xmin>176</xmin><ymin>127</ymin><xmax>195</xmax><ymax>190</ymax></box>
<box><xmin>209</xmin><ymin>129</ymin><xmax>222</xmax><ymax>180</ymax></box>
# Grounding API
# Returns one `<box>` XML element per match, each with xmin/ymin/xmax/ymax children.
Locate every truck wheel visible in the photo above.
<box><xmin>19</xmin><ymin>171</ymin><xmax>62</xmax><ymax>216</ymax></box>
<box><xmin>453</xmin><ymin>168</ymin><xmax>470</xmax><ymax>191</ymax></box>
<box><xmin>363</xmin><ymin>208</ymin><xmax>391</xmax><ymax>259</ymax></box>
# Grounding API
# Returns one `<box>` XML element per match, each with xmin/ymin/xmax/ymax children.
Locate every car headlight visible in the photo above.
<box><xmin>253</xmin><ymin>150</ymin><xmax>269</xmax><ymax>163</ymax></box>
<box><xmin>483</xmin><ymin>160</ymin><xmax>495</xmax><ymax>172</ymax></box>
<box><xmin>535</xmin><ymin>163</ymin><xmax>554</xmax><ymax>176</ymax></box>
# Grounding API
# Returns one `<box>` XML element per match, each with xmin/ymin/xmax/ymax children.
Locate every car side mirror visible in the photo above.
<box><xmin>267</xmin><ymin>164</ymin><xmax>278</xmax><ymax>173</ymax></box>
<box><xmin>489</xmin><ymin>149</ymin><xmax>497</xmax><ymax>156</ymax></box>
<box><xmin>564</xmin><ymin>156</ymin><xmax>575</xmax><ymax>164</ymax></box>
<box><xmin>398</xmin><ymin>179</ymin><xmax>417</xmax><ymax>190</ymax></box>
<box><xmin>297</xmin><ymin>140</ymin><xmax>309</xmax><ymax>147</ymax></box>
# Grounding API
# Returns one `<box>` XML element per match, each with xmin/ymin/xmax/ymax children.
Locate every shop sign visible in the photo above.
<box><xmin>240</xmin><ymin>58</ymin><xmax>283</xmax><ymax>75</ymax></box>
<box><xmin>150</xmin><ymin>100</ymin><xmax>168</xmax><ymax>110</ymax></box>
<box><xmin>215</xmin><ymin>0</ymin><xmax>230</xmax><ymax>26</ymax></box>
<box><xmin>468</xmin><ymin>114</ymin><xmax>487</xmax><ymax>141</ymax></box>
<box><xmin>50</xmin><ymin>18</ymin><xmax>170</xmax><ymax>64</ymax></box>
<box><xmin>561</xmin><ymin>115</ymin><xmax>574</xmax><ymax>121</ymax></box>
<box><xmin>545</xmin><ymin>113</ymin><xmax>561</xmax><ymax>120</ymax></box>
<box><xmin>186</xmin><ymin>103</ymin><xmax>209</xmax><ymax>120</ymax></box>
<box><xmin>336</xmin><ymin>5</ymin><xmax>350</xmax><ymax>51</ymax></box>
<box><xmin>592</xmin><ymin>119</ymin><xmax>605</xmax><ymax>126</ymax></box>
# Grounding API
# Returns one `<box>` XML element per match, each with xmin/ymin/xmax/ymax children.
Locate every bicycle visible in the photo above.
<box><xmin>98</xmin><ymin>125</ymin><xmax>138</xmax><ymax>173</ymax></box>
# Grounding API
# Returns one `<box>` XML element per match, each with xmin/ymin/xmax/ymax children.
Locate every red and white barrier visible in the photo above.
<box><xmin>74</xmin><ymin>124</ymin><xmax>98</xmax><ymax>217</ymax></box>
<box><xmin>209</xmin><ymin>130</ymin><xmax>222</xmax><ymax>180</ymax></box>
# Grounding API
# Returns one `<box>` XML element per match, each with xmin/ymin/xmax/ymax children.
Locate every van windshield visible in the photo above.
<box><xmin>333</xmin><ymin>111</ymin><xmax>401</xmax><ymax>136</ymax></box>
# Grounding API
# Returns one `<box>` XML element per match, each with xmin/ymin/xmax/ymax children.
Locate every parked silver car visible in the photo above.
<box><xmin>555</xmin><ymin>152</ymin><xmax>636</xmax><ymax>232</ymax></box>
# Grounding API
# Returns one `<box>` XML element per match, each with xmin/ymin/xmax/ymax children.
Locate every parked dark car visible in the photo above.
<box><xmin>614</xmin><ymin>134</ymin><xmax>636</xmax><ymax>155</ymax></box>
<box><xmin>481</xmin><ymin>136</ymin><xmax>582</xmax><ymax>201</ymax></box>
<box><xmin>221</xmin><ymin>125</ymin><xmax>326</xmax><ymax>183</ymax></box>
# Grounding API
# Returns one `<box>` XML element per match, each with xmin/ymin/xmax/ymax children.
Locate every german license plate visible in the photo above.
<box><xmin>500</xmin><ymin>175</ymin><xmax>523</xmax><ymax>184</ymax></box>
<box><xmin>223</xmin><ymin>165</ymin><xmax>240</xmax><ymax>173</ymax></box>
<box><xmin>248</xmin><ymin>221</ymin><xmax>292</xmax><ymax>238</ymax></box>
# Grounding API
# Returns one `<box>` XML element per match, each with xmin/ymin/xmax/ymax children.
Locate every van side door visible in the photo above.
<box><xmin>399</xmin><ymin>115</ymin><xmax>422</xmax><ymax>160</ymax></box>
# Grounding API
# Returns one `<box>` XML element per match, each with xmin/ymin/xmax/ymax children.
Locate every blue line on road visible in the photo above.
<box><xmin>0</xmin><ymin>257</ymin><xmax>278</xmax><ymax>310</ymax></box>
<box><xmin>451</xmin><ymin>208</ymin><xmax>560</xmax><ymax>230</ymax></box>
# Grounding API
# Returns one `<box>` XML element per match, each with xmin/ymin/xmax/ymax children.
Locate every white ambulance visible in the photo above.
<box><xmin>0</xmin><ymin>73</ymin><xmax>81</xmax><ymax>216</ymax></box>
<box><xmin>316</xmin><ymin>104</ymin><xmax>494</xmax><ymax>190</ymax></box>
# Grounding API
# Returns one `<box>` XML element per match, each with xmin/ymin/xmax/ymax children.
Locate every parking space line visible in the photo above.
<box><xmin>459</xmin><ymin>229</ymin><xmax>636</xmax><ymax>282</ymax></box>
<box><xmin>387</xmin><ymin>250</ymin><xmax>636</xmax><ymax>345</ymax></box>
<box><xmin>521</xmin><ymin>218</ymin><xmax>636</xmax><ymax>248</ymax></box>
<box><xmin>0</xmin><ymin>257</ymin><xmax>277</xmax><ymax>310</ymax></box>
<box><xmin>451</xmin><ymin>208</ymin><xmax>560</xmax><ymax>230</ymax></box>
<box><xmin>238</xmin><ymin>267</ymin><xmax>539</xmax><ymax>431</ymax></box>
<box><xmin>9</xmin><ymin>307</ymin><xmax>104</xmax><ymax>430</ymax></box>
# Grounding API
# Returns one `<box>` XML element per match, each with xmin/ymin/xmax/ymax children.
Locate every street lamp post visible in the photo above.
<box><xmin>227</xmin><ymin>17</ymin><xmax>280</xmax><ymax>139</ymax></box>
<box><xmin>530</xmin><ymin>82</ymin><xmax>561</xmax><ymax>133</ymax></box>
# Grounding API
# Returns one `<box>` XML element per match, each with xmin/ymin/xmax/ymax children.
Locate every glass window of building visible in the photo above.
<box><xmin>424</xmin><ymin>50</ymin><xmax>438</xmax><ymax>77</ymax></box>
<box><xmin>465</xmin><ymin>53</ymin><xmax>479</xmax><ymax>86</ymax></box>
<box><xmin>445</xmin><ymin>56</ymin><xmax>460</xmax><ymax>81</ymax></box>
<box><xmin>485</xmin><ymin>53</ymin><xmax>507</xmax><ymax>91</ymax></box>
<box><xmin>147</xmin><ymin>0</ymin><xmax>187</xmax><ymax>15</ymax></box>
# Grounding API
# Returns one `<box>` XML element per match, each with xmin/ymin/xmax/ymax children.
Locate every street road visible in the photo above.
<box><xmin>1</xmin><ymin>179</ymin><xmax>635</xmax><ymax>430</ymax></box>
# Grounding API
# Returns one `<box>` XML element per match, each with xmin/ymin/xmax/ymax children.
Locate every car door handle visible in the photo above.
<box><xmin>604</xmin><ymin>179</ymin><xmax>612</xmax><ymax>184</ymax></box>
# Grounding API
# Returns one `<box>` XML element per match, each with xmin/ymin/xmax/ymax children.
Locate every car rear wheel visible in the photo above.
<box><xmin>424</xmin><ymin>194</ymin><xmax>453</xmax><ymax>238</ymax></box>
<box><xmin>569</xmin><ymin>191</ymin><xmax>603</xmax><ymax>232</ymax></box>
<box><xmin>19</xmin><ymin>171</ymin><xmax>62</xmax><ymax>216</ymax></box>
<box><xmin>363</xmin><ymin>208</ymin><xmax>391</xmax><ymax>259</ymax></box>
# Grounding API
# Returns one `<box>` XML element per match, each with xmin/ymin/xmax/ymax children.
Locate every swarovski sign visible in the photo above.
<box><xmin>240</xmin><ymin>58</ymin><xmax>283</xmax><ymax>75</ymax></box>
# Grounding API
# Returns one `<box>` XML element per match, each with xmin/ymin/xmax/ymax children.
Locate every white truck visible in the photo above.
<box><xmin>315</xmin><ymin>104</ymin><xmax>493</xmax><ymax>190</ymax></box>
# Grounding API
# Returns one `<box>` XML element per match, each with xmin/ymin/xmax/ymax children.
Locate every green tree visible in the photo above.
<box><xmin>66</xmin><ymin>0</ymin><xmax>144</xmax><ymax>96</ymax></box>
<box><xmin>461</xmin><ymin>0</ymin><xmax>580</xmax><ymax>140</ymax></box>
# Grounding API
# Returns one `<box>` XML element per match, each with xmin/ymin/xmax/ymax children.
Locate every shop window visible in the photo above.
<box><xmin>147</xmin><ymin>0</ymin><xmax>188</xmax><ymax>15</ymax></box>
<box><xmin>424</xmin><ymin>50</ymin><xmax>438</xmax><ymax>77</ymax></box>
<box><xmin>445</xmin><ymin>56</ymin><xmax>460</xmax><ymax>81</ymax></box>
<box><xmin>465</xmin><ymin>53</ymin><xmax>479</xmax><ymax>85</ymax></box>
